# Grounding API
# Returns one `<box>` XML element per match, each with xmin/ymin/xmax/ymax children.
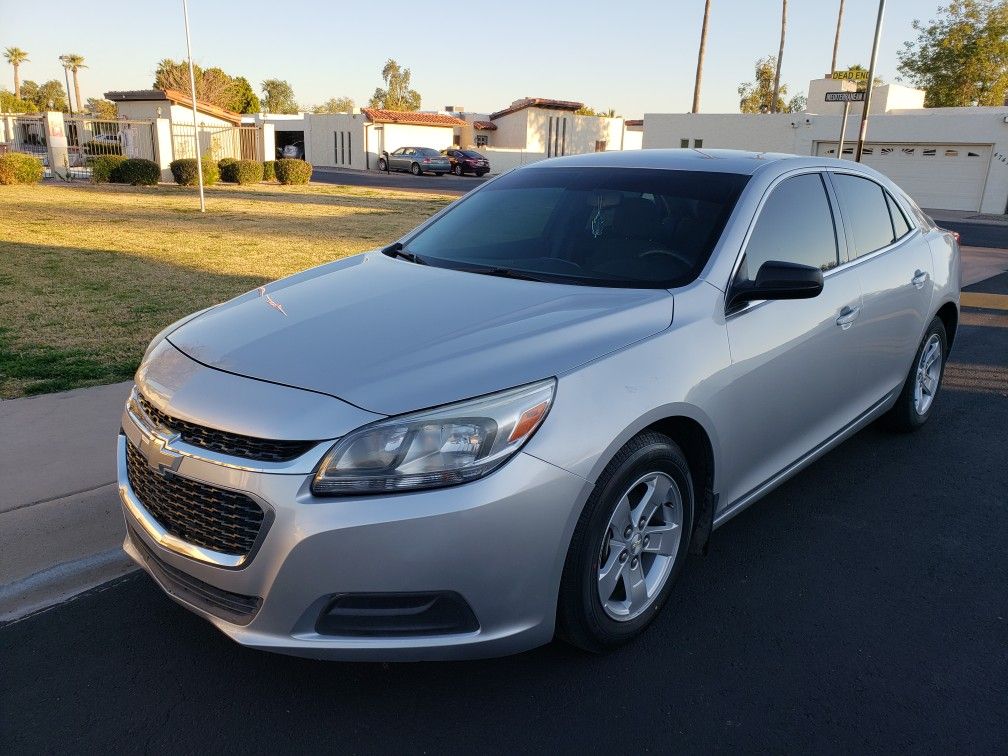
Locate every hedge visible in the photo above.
<box><xmin>116</xmin><ymin>158</ymin><xmax>161</xmax><ymax>186</ymax></box>
<box><xmin>0</xmin><ymin>152</ymin><xmax>45</xmax><ymax>185</ymax></box>
<box><xmin>89</xmin><ymin>154</ymin><xmax>128</xmax><ymax>183</ymax></box>
<box><xmin>218</xmin><ymin>157</ymin><xmax>238</xmax><ymax>174</ymax></box>
<box><xmin>220</xmin><ymin>159</ymin><xmax>264</xmax><ymax>185</ymax></box>
<box><xmin>263</xmin><ymin>160</ymin><xmax>276</xmax><ymax>182</ymax></box>
<box><xmin>169</xmin><ymin>157</ymin><xmax>219</xmax><ymax>186</ymax></box>
<box><xmin>274</xmin><ymin>158</ymin><xmax>312</xmax><ymax>185</ymax></box>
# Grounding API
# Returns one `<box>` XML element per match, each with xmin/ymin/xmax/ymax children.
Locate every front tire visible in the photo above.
<box><xmin>453</xmin><ymin>163</ymin><xmax>464</xmax><ymax>176</ymax></box>
<box><xmin>557</xmin><ymin>432</ymin><xmax>694</xmax><ymax>653</ymax></box>
<box><xmin>884</xmin><ymin>316</ymin><xmax>948</xmax><ymax>432</ymax></box>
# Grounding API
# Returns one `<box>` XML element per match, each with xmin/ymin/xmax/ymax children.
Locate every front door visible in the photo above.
<box><xmin>717</xmin><ymin>172</ymin><xmax>865</xmax><ymax>510</ymax></box>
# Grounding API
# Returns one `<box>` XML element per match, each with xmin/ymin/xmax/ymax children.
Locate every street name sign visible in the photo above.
<box><xmin>825</xmin><ymin>91</ymin><xmax>866</xmax><ymax>103</ymax></box>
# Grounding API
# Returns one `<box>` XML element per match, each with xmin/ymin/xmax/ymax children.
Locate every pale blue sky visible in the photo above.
<box><xmin>1</xmin><ymin>0</ymin><xmax>941</xmax><ymax>116</ymax></box>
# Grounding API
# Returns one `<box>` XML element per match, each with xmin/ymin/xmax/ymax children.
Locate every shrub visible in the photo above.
<box><xmin>169</xmin><ymin>157</ymin><xmax>219</xmax><ymax>186</ymax></box>
<box><xmin>116</xmin><ymin>158</ymin><xmax>161</xmax><ymax>186</ymax></box>
<box><xmin>218</xmin><ymin>157</ymin><xmax>238</xmax><ymax>175</ymax></box>
<box><xmin>221</xmin><ymin>159</ymin><xmax>264</xmax><ymax>185</ymax></box>
<box><xmin>0</xmin><ymin>152</ymin><xmax>45</xmax><ymax>185</ymax></box>
<box><xmin>82</xmin><ymin>141</ymin><xmax>122</xmax><ymax>157</ymax></box>
<box><xmin>274</xmin><ymin>158</ymin><xmax>312</xmax><ymax>185</ymax></box>
<box><xmin>263</xmin><ymin>160</ymin><xmax>276</xmax><ymax>181</ymax></box>
<box><xmin>89</xmin><ymin>154</ymin><xmax>128</xmax><ymax>183</ymax></box>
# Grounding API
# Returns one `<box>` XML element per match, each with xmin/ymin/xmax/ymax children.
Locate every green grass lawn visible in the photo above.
<box><xmin>0</xmin><ymin>181</ymin><xmax>450</xmax><ymax>398</ymax></box>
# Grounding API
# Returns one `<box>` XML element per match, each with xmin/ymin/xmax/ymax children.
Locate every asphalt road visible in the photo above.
<box><xmin>935</xmin><ymin>219</ymin><xmax>1008</xmax><ymax>250</ymax></box>
<box><xmin>3</xmin><ymin>275</ymin><xmax>1006</xmax><ymax>755</ymax></box>
<box><xmin>312</xmin><ymin>166</ymin><xmax>483</xmax><ymax>195</ymax></box>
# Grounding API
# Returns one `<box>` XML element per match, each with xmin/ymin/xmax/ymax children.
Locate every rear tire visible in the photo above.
<box><xmin>410</xmin><ymin>162</ymin><xmax>422</xmax><ymax>176</ymax></box>
<box><xmin>557</xmin><ymin>432</ymin><xmax>694</xmax><ymax>653</ymax></box>
<box><xmin>883</xmin><ymin>316</ymin><xmax>947</xmax><ymax>432</ymax></box>
<box><xmin>377</xmin><ymin>158</ymin><xmax>387</xmax><ymax>172</ymax></box>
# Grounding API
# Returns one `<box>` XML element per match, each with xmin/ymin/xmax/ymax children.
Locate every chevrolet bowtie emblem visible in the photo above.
<box><xmin>139</xmin><ymin>431</ymin><xmax>183</xmax><ymax>474</ymax></box>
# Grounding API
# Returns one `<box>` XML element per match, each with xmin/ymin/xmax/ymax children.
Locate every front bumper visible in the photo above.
<box><xmin>118</xmin><ymin>409</ymin><xmax>590</xmax><ymax>661</ymax></box>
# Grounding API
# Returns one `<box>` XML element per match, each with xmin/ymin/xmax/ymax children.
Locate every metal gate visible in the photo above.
<box><xmin>171</xmin><ymin>123</ymin><xmax>262</xmax><ymax>162</ymax></box>
<box><xmin>65</xmin><ymin>117</ymin><xmax>156</xmax><ymax>180</ymax></box>
<box><xmin>7</xmin><ymin>115</ymin><xmax>50</xmax><ymax>177</ymax></box>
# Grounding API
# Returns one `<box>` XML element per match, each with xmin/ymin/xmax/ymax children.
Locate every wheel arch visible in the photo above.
<box><xmin>935</xmin><ymin>300</ymin><xmax>959</xmax><ymax>349</ymax></box>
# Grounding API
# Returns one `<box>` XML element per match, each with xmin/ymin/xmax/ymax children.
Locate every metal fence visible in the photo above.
<box><xmin>171</xmin><ymin>123</ymin><xmax>261</xmax><ymax>162</ymax></box>
<box><xmin>65</xmin><ymin>118</ymin><xmax>156</xmax><ymax>179</ymax></box>
<box><xmin>6</xmin><ymin>115</ymin><xmax>50</xmax><ymax>176</ymax></box>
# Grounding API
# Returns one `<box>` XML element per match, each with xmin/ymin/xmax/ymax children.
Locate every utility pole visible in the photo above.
<box><xmin>854</xmin><ymin>0</ymin><xmax>885</xmax><ymax>162</ymax></box>
<box><xmin>692</xmin><ymin>0</ymin><xmax>712</xmax><ymax>114</ymax></box>
<box><xmin>182</xmin><ymin>0</ymin><xmax>205</xmax><ymax>212</ymax></box>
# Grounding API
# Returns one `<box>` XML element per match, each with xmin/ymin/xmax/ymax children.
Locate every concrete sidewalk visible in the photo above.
<box><xmin>0</xmin><ymin>382</ymin><xmax>135</xmax><ymax>621</ymax></box>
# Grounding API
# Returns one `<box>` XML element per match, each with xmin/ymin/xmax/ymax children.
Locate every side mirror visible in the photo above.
<box><xmin>728</xmin><ymin>260</ymin><xmax>824</xmax><ymax>311</ymax></box>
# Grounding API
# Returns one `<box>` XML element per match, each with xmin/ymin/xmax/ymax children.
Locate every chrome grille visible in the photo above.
<box><xmin>125</xmin><ymin>438</ymin><xmax>265</xmax><ymax>557</ymax></box>
<box><xmin>136</xmin><ymin>392</ymin><xmax>316</xmax><ymax>463</ymax></box>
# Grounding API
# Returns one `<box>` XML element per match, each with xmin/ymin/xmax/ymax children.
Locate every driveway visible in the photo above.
<box><xmin>3</xmin><ymin>273</ymin><xmax>1006</xmax><ymax>753</ymax></box>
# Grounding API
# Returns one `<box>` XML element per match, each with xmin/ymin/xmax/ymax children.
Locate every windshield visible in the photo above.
<box><xmin>403</xmin><ymin>167</ymin><xmax>749</xmax><ymax>288</ymax></box>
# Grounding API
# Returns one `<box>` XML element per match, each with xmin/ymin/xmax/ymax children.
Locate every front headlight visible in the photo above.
<box><xmin>311</xmin><ymin>379</ymin><xmax>556</xmax><ymax>496</ymax></box>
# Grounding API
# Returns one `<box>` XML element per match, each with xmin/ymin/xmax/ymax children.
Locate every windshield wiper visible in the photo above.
<box><xmin>381</xmin><ymin>242</ymin><xmax>426</xmax><ymax>265</ymax></box>
<box><xmin>469</xmin><ymin>266</ymin><xmax>550</xmax><ymax>282</ymax></box>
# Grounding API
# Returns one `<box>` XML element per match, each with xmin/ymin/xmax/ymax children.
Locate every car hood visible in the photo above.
<box><xmin>166</xmin><ymin>252</ymin><xmax>673</xmax><ymax>415</ymax></box>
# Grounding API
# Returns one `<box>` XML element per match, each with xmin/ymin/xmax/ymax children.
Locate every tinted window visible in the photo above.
<box><xmin>737</xmin><ymin>173</ymin><xmax>838</xmax><ymax>282</ymax></box>
<box><xmin>418</xmin><ymin>148</ymin><xmax>440</xmax><ymax>156</ymax></box>
<box><xmin>832</xmin><ymin>173</ymin><xmax>896</xmax><ymax>256</ymax></box>
<box><xmin>462</xmin><ymin>150</ymin><xmax>485</xmax><ymax>159</ymax></box>
<box><xmin>886</xmin><ymin>191</ymin><xmax>911</xmax><ymax>239</ymax></box>
<box><xmin>403</xmin><ymin>167</ymin><xmax>750</xmax><ymax>288</ymax></box>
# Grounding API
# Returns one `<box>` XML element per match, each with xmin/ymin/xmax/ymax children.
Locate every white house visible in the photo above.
<box><xmin>643</xmin><ymin>77</ymin><xmax>1008</xmax><ymax>213</ymax></box>
<box><xmin>252</xmin><ymin>108</ymin><xmax>465</xmax><ymax>170</ymax></box>
<box><xmin>105</xmin><ymin>88</ymin><xmax>242</xmax><ymax>126</ymax></box>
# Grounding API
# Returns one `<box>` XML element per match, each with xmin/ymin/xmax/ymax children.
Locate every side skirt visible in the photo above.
<box><xmin>712</xmin><ymin>391</ymin><xmax>898</xmax><ymax>530</ymax></box>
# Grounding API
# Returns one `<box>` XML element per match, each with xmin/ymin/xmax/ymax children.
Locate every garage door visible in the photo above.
<box><xmin>815</xmin><ymin>142</ymin><xmax>991</xmax><ymax>212</ymax></box>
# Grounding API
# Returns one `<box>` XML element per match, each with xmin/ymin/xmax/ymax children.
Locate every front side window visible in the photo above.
<box><xmin>832</xmin><ymin>173</ymin><xmax>898</xmax><ymax>257</ymax></box>
<box><xmin>402</xmin><ymin>167</ymin><xmax>750</xmax><ymax>288</ymax></box>
<box><xmin>735</xmin><ymin>173</ymin><xmax>839</xmax><ymax>284</ymax></box>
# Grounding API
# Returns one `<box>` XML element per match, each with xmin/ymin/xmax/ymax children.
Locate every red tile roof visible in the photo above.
<box><xmin>472</xmin><ymin>121</ymin><xmax>497</xmax><ymax>130</ymax></box>
<box><xmin>624</xmin><ymin>119</ymin><xmax>644</xmax><ymax>127</ymax></box>
<box><xmin>362</xmin><ymin>108</ymin><xmax>466</xmax><ymax>127</ymax></box>
<box><xmin>104</xmin><ymin>88</ymin><xmax>242</xmax><ymax>125</ymax></box>
<box><xmin>489</xmin><ymin>97</ymin><xmax>584</xmax><ymax>120</ymax></box>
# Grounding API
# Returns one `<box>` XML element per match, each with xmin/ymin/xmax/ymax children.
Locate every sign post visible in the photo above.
<box><xmin>854</xmin><ymin>0</ymin><xmax>886</xmax><ymax>162</ymax></box>
<box><xmin>825</xmin><ymin>90</ymin><xmax>865</xmax><ymax>160</ymax></box>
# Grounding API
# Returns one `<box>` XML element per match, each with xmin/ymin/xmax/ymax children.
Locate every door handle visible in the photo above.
<box><xmin>912</xmin><ymin>269</ymin><xmax>929</xmax><ymax>289</ymax></box>
<box><xmin>836</xmin><ymin>305</ymin><xmax>861</xmax><ymax>330</ymax></box>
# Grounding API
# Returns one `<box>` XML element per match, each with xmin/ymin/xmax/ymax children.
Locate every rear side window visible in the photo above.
<box><xmin>886</xmin><ymin>192</ymin><xmax>911</xmax><ymax>240</ymax></box>
<box><xmin>737</xmin><ymin>173</ymin><xmax>839</xmax><ymax>281</ymax></box>
<box><xmin>832</xmin><ymin>173</ymin><xmax>897</xmax><ymax>257</ymax></box>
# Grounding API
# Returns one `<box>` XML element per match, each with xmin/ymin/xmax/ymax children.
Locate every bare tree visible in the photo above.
<box><xmin>692</xmin><ymin>0</ymin><xmax>713</xmax><ymax>113</ymax></box>
<box><xmin>831</xmin><ymin>0</ymin><xmax>846</xmax><ymax>75</ymax></box>
<box><xmin>771</xmin><ymin>0</ymin><xmax>788</xmax><ymax>112</ymax></box>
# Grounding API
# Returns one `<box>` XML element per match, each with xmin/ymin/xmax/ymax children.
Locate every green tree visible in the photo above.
<box><xmin>312</xmin><ymin>96</ymin><xmax>355</xmax><ymax>114</ymax></box>
<box><xmin>0</xmin><ymin>88</ymin><xmax>36</xmax><ymax>113</ymax></box>
<box><xmin>59</xmin><ymin>53</ymin><xmax>86</xmax><ymax>112</ymax></box>
<box><xmin>842</xmin><ymin>63</ymin><xmax>885</xmax><ymax>91</ymax></box>
<box><xmin>786</xmin><ymin>92</ymin><xmax>807</xmax><ymax>112</ymax></box>
<box><xmin>897</xmin><ymin>0</ymin><xmax>1008</xmax><ymax>106</ymax></box>
<box><xmin>230</xmin><ymin>76</ymin><xmax>261</xmax><ymax>113</ymax></box>
<box><xmin>738</xmin><ymin>56</ymin><xmax>788</xmax><ymax>113</ymax></box>
<box><xmin>261</xmin><ymin>79</ymin><xmax>298</xmax><ymax>114</ymax></box>
<box><xmin>85</xmin><ymin>97</ymin><xmax>117</xmax><ymax>119</ymax></box>
<box><xmin>574</xmin><ymin>106</ymin><xmax>618</xmax><ymax>117</ymax></box>
<box><xmin>3</xmin><ymin>47</ymin><xmax>28</xmax><ymax>99</ymax></box>
<box><xmin>20</xmin><ymin>79</ymin><xmax>68</xmax><ymax>112</ymax></box>
<box><xmin>368</xmin><ymin>59</ymin><xmax>421</xmax><ymax>111</ymax></box>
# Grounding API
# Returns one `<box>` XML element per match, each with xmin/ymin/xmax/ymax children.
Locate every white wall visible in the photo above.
<box><xmin>643</xmin><ymin>108</ymin><xmax>1008</xmax><ymax>213</ymax></box>
<box><xmin>487</xmin><ymin>109</ymin><xmax>529</xmax><ymax>149</ymax></box>
<box><xmin>622</xmin><ymin>128</ymin><xmax>643</xmax><ymax>150</ymax></box>
<box><xmin>482</xmin><ymin>148</ymin><xmax>547</xmax><ymax>174</ymax></box>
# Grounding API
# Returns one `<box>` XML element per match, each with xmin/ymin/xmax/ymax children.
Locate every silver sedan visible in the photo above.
<box><xmin>118</xmin><ymin>149</ymin><xmax>959</xmax><ymax>660</ymax></box>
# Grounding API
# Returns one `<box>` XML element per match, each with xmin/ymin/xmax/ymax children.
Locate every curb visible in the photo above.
<box><xmin>0</xmin><ymin>548</ymin><xmax>137</xmax><ymax>625</ymax></box>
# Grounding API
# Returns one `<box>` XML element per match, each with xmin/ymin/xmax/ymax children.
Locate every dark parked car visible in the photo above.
<box><xmin>441</xmin><ymin>148</ymin><xmax>490</xmax><ymax>176</ymax></box>
<box><xmin>379</xmin><ymin>147</ymin><xmax>451</xmax><ymax>176</ymax></box>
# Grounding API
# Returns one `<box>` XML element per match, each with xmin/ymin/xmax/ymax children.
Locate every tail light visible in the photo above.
<box><xmin>423</xmin><ymin>158</ymin><xmax>431</xmax><ymax>163</ymax></box>
<box><xmin>950</xmin><ymin>230</ymin><xmax>961</xmax><ymax>245</ymax></box>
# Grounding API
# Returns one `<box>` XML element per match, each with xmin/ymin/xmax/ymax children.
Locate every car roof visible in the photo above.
<box><xmin>527</xmin><ymin>148</ymin><xmax>840</xmax><ymax>176</ymax></box>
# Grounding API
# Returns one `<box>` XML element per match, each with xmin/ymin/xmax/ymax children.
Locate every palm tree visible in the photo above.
<box><xmin>831</xmin><ymin>0</ymin><xmax>846</xmax><ymax>75</ymax></box>
<box><xmin>692</xmin><ymin>0</ymin><xmax>713</xmax><ymax>113</ymax></box>
<box><xmin>60</xmin><ymin>53</ymin><xmax>87</xmax><ymax>113</ymax></box>
<box><xmin>4</xmin><ymin>47</ymin><xmax>29</xmax><ymax>100</ymax></box>
<box><xmin>771</xmin><ymin>0</ymin><xmax>787</xmax><ymax>113</ymax></box>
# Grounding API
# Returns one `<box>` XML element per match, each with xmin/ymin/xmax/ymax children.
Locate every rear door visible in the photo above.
<box><xmin>828</xmin><ymin>171</ymin><xmax>934</xmax><ymax>403</ymax></box>
<box><xmin>718</xmin><ymin>171</ymin><xmax>865</xmax><ymax>507</ymax></box>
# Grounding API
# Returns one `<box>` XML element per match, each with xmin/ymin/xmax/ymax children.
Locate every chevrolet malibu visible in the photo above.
<box><xmin>119</xmin><ymin>149</ymin><xmax>959</xmax><ymax>660</ymax></box>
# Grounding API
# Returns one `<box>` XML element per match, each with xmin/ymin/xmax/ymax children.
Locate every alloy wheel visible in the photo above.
<box><xmin>597</xmin><ymin>471</ymin><xmax>683</xmax><ymax>621</ymax></box>
<box><xmin>914</xmin><ymin>333</ymin><xmax>942</xmax><ymax>415</ymax></box>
